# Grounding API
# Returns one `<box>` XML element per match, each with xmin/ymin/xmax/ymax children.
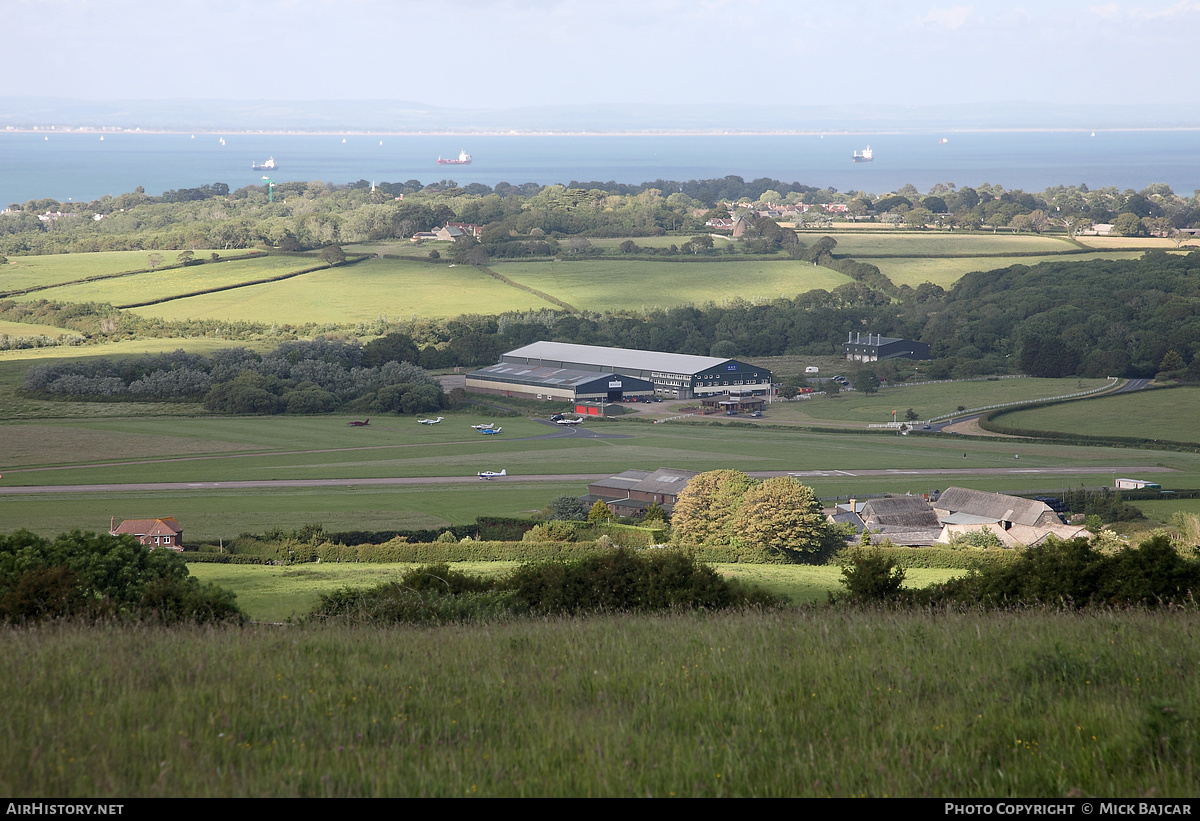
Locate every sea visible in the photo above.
<box><xmin>2</xmin><ymin>130</ymin><xmax>1198</xmax><ymax>206</ymax></box>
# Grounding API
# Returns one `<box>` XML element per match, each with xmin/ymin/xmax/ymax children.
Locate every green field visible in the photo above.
<box><xmin>6</xmin><ymin>611</ymin><xmax>1199</xmax><ymax>796</ymax></box>
<box><xmin>493</xmin><ymin>258</ymin><xmax>851</xmax><ymax>312</ymax></box>
<box><xmin>996</xmin><ymin>387</ymin><xmax>1200</xmax><ymax>444</ymax></box>
<box><xmin>186</xmin><ymin>561</ymin><xmax>967</xmax><ymax>622</ymax></box>
<box><xmin>765</xmin><ymin>376</ymin><xmax>1114</xmax><ymax>424</ymax></box>
<box><xmin>130</xmin><ymin>257</ymin><xmax>553</xmax><ymax>323</ymax></box>
<box><xmin>819</xmin><ymin>231</ymin><xmax>1075</xmax><ymax>256</ymax></box>
<box><xmin>14</xmin><ymin>256</ymin><xmax>308</xmax><ymax>307</ymax></box>
<box><xmin>3</xmin><ymin>396</ymin><xmax>1199</xmax><ymax>539</ymax></box>
<box><xmin>873</xmin><ymin>251</ymin><xmax>1152</xmax><ymax>289</ymax></box>
<box><xmin>2</xmin><ymin>250</ymin><xmax>220</xmax><ymax>293</ymax></box>
<box><xmin>0</xmin><ymin>320</ymin><xmax>77</xmax><ymax>338</ymax></box>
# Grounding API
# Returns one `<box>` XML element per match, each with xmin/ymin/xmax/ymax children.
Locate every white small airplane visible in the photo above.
<box><xmin>555</xmin><ymin>417</ymin><xmax>584</xmax><ymax>426</ymax></box>
<box><xmin>478</xmin><ymin>426</ymin><xmax>502</xmax><ymax>435</ymax></box>
<box><xmin>470</xmin><ymin>423</ymin><xmax>496</xmax><ymax>430</ymax></box>
<box><xmin>477</xmin><ymin>469</ymin><xmax>506</xmax><ymax>480</ymax></box>
<box><xmin>418</xmin><ymin>417</ymin><xmax>444</xmax><ymax>425</ymax></box>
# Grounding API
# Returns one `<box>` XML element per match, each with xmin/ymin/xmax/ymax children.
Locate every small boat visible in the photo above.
<box><xmin>939</xmin><ymin>138</ymin><xmax>948</xmax><ymax>144</ymax></box>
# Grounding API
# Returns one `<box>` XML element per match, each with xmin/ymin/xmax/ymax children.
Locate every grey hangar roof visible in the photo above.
<box><xmin>501</xmin><ymin>341</ymin><xmax>735</xmax><ymax>376</ymax></box>
<box><xmin>466</xmin><ymin>363</ymin><xmax>654</xmax><ymax>391</ymax></box>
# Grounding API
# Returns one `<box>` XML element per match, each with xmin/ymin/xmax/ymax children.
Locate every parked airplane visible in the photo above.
<box><xmin>555</xmin><ymin>417</ymin><xmax>584</xmax><ymax>425</ymax></box>
<box><xmin>470</xmin><ymin>423</ymin><xmax>496</xmax><ymax>430</ymax></box>
<box><xmin>418</xmin><ymin>417</ymin><xmax>444</xmax><ymax>425</ymax></box>
<box><xmin>347</xmin><ymin>419</ymin><xmax>370</xmax><ymax>427</ymax></box>
<box><xmin>478</xmin><ymin>427</ymin><xmax>502</xmax><ymax>435</ymax></box>
<box><xmin>477</xmin><ymin>469</ymin><xmax>506</xmax><ymax>480</ymax></box>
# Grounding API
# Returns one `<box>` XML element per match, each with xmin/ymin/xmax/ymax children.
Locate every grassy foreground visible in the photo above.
<box><xmin>3</xmin><ymin>609</ymin><xmax>1197</xmax><ymax>797</ymax></box>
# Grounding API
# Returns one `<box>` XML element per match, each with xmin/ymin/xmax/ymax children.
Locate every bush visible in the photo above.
<box><xmin>0</xmin><ymin>529</ymin><xmax>244</xmax><ymax>624</ymax></box>
<box><xmin>833</xmin><ymin>549</ymin><xmax>907</xmax><ymax>604</ymax></box>
<box><xmin>915</xmin><ymin>534</ymin><xmax>1200</xmax><ymax>608</ymax></box>
<box><xmin>502</xmin><ymin>548</ymin><xmax>781</xmax><ymax>615</ymax></box>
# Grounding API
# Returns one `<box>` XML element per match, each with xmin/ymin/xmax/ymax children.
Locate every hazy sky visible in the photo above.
<box><xmin>8</xmin><ymin>0</ymin><xmax>1197</xmax><ymax>108</ymax></box>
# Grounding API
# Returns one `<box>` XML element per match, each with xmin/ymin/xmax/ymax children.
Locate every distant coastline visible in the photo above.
<box><xmin>8</xmin><ymin>126</ymin><xmax>1200</xmax><ymax>137</ymax></box>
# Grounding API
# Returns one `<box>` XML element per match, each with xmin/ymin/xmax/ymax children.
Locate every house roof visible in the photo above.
<box><xmin>633</xmin><ymin>468</ymin><xmax>698</xmax><ymax>497</ymax></box>
<box><xmin>861</xmin><ymin>497</ymin><xmax>941</xmax><ymax>528</ymax></box>
<box><xmin>112</xmin><ymin>518</ymin><xmax>182</xmax><ymax>537</ymax></box>
<box><xmin>933</xmin><ymin>486</ymin><xmax>1054</xmax><ymax>527</ymax></box>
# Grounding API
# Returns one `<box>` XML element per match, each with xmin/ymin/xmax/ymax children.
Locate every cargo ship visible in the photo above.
<box><xmin>437</xmin><ymin>150</ymin><xmax>472</xmax><ymax>165</ymax></box>
<box><xmin>252</xmin><ymin>157</ymin><xmax>277</xmax><ymax>170</ymax></box>
<box><xmin>852</xmin><ymin>146</ymin><xmax>873</xmax><ymax>163</ymax></box>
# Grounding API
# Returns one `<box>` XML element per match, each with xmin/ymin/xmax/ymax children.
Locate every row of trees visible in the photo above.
<box><xmin>23</xmin><ymin>339</ymin><xmax>451</xmax><ymax>415</ymax></box>
<box><xmin>6</xmin><ymin>174</ymin><xmax>1199</xmax><ymax>257</ymax></box>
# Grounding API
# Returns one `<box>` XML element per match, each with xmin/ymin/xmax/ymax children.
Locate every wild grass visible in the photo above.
<box><xmin>3</xmin><ymin>609</ymin><xmax>1198</xmax><ymax>797</ymax></box>
<box><xmin>132</xmin><ymin>257</ymin><xmax>552</xmax><ymax>324</ymax></box>
<box><xmin>997</xmin><ymin>387</ymin><xmax>1200</xmax><ymax>445</ymax></box>
<box><xmin>491</xmin><ymin>259</ymin><xmax>851</xmax><ymax>312</ymax></box>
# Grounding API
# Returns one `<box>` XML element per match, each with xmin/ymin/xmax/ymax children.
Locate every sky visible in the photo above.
<box><xmin>6</xmin><ymin>0</ymin><xmax>1200</xmax><ymax>109</ymax></box>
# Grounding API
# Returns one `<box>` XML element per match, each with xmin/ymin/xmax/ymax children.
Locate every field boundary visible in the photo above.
<box><xmin>478</xmin><ymin>265</ymin><xmax>578</xmax><ymax>312</ymax></box>
<box><xmin>113</xmin><ymin>255</ymin><xmax>370</xmax><ymax>309</ymax></box>
<box><xmin>980</xmin><ymin>385</ymin><xmax>1200</xmax><ymax>451</ymax></box>
<box><xmin>0</xmin><ymin>251</ymin><xmax>268</xmax><ymax>299</ymax></box>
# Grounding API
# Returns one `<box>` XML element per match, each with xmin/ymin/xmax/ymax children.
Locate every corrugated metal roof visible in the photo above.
<box><xmin>504</xmin><ymin>341</ymin><xmax>731</xmax><ymax>375</ymax></box>
<box><xmin>465</xmin><ymin>365</ymin><xmax>654</xmax><ymax>391</ymax></box>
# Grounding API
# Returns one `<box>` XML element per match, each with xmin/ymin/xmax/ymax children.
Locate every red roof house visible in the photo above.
<box><xmin>110</xmin><ymin>517</ymin><xmax>184</xmax><ymax>551</ymax></box>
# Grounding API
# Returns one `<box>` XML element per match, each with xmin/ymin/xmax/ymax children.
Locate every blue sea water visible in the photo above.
<box><xmin>2</xmin><ymin>130</ymin><xmax>1198</xmax><ymax>206</ymax></box>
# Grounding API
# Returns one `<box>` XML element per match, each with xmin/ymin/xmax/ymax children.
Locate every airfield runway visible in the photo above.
<box><xmin>0</xmin><ymin>465</ymin><xmax>1176</xmax><ymax>496</ymax></box>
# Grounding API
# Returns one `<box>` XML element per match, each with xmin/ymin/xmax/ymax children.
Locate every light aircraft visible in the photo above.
<box><xmin>418</xmin><ymin>417</ymin><xmax>444</xmax><ymax>425</ymax></box>
<box><xmin>555</xmin><ymin>417</ymin><xmax>584</xmax><ymax>425</ymax></box>
<box><xmin>470</xmin><ymin>423</ymin><xmax>496</xmax><ymax>430</ymax></box>
<box><xmin>347</xmin><ymin>419</ymin><xmax>370</xmax><ymax>427</ymax></box>
<box><xmin>478</xmin><ymin>426</ymin><xmax>502</xmax><ymax>435</ymax></box>
<box><xmin>477</xmin><ymin>469</ymin><xmax>506</xmax><ymax>480</ymax></box>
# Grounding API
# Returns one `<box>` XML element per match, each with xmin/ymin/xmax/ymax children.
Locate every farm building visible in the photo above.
<box><xmin>110</xmin><ymin>517</ymin><xmax>183</xmax><ymax>551</ymax></box>
<box><xmin>582</xmin><ymin>467</ymin><xmax>698</xmax><ymax>518</ymax></box>
<box><xmin>931</xmin><ymin>486</ymin><xmax>1088</xmax><ymax>546</ymax></box>
<box><xmin>499</xmin><ymin>341</ymin><xmax>772</xmax><ymax>399</ymax></box>
<box><xmin>1116</xmin><ymin>478</ymin><xmax>1161</xmax><ymax>490</ymax></box>
<box><xmin>842</xmin><ymin>333</ymin><xmax>931</xmax><ymax>362</ymax></box>
<box><xmin>464</xmin><ymin>364</ymin><xmax>655</xmax><ymax>403</ymax></box>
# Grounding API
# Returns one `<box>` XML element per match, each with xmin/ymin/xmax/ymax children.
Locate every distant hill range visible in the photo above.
<box><xmin>3</xmin><ymin>98</ymin><xmax>1200</xmax><ymax>133</ymax></box>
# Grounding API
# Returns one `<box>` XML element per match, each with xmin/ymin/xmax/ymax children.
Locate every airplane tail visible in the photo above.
<box><xmin>499</xmin><ymin>469</ymin><xmax>506</xmax><ymax>476</ymax></box>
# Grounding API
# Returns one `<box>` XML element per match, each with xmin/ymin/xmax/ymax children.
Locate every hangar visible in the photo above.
<box><xmin>464</xmin><ymin>363</ymin><xmax>655</xmax><ymax>403</ymax></box>
<box><xmin>843</xmin><ymin>332</ymin><xmax>932</xmax><ymax>362</ymax></box>
<box><xmin>499</xmin><ymin>341</ymin><xmax>772</xmax><ymax>399</ymax></box>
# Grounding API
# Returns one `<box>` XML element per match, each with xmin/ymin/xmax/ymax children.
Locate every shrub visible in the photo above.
<box><xmin>0</xmin><ymin>529</ymin><xmax>244</xmax><ymax>624</ymax></box>
<box><xmin>502</xmin><ymin>548</ymin><xmax>781</xmax><ymax>615</ymax></box>
<box><xmin>833</xmin><ymin>549</ymin><xmax>907</xmax><ymax>604</ymax></box>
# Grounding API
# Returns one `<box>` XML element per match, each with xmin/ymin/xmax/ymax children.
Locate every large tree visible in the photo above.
<box><xmin>671</xmin><ymin>469</ymin><xmax>756</xmax><ymax>546</ymax></box>
<box><xmin>732</xmin><ymin>476</ymin><xmax>837</xmax><ymax>562</ymax></box>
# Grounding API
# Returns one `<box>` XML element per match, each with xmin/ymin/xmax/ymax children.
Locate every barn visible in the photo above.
<box><xmin>498</xmin><ymin>341</ymin><xmax>772</xmax><ymax>399</ymax></box>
